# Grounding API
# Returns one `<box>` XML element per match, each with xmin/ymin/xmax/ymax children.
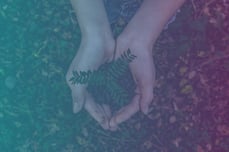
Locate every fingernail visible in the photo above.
<box><xmin>142</xmin><ymin>107</ymin><xmax>149</xmax><ymax>115</ymax></box>
<box><xmin>109</xmin><ymin>118</ymin><xmax>117</xmax><ymax>128</ymax></box>
<box><xmin>108</xmin><ymin>120</ymin><xmax>119</xmax><ymax>131</ymax></box>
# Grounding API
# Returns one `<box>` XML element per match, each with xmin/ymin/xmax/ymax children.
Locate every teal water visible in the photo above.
<box><xmin>0</xmin><ymin>0</ymin><xmax>83</xmax><ymax>151</ymax></box>
<box><xmin>2</xmin><ymin>1</ymin><xmax>224</xmax><ymax>152</ymax></box>
<box><xmin>0</xmin><ymin>0</ymin><xmax>143</xmax><ymax>151</ymax></box>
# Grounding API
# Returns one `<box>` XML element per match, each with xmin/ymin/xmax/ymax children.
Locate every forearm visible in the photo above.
<box><xmin>122</xmin><ymin>0</ymin><xmax>186</xmax><ymax>50</ymax></box>
<box><xmin>70</xmin><ymin>0</ymin><xmax>114</xmax><ymax>46</ymax></box>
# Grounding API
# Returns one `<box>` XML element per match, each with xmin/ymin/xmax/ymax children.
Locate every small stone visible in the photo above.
<box><xmin>197</xmin><ymin>145</ymin><xmax>204</xmax><ymax>152</ymax></box>
<box><xmin>179</xmin><ymin>78</ymin><xmax>188</xmax><ymax>87</ymax></box>
<box><xmin>82</xmin><ymin>128</ymin><xmax>88</xmax><ymax>137</ymax></box>
<box><xmin>206</xmin><ymin>144</ymin><xmax>212</xmax><ymax>151</ymax></box>
<box><xmin>14</xmin><ymin>121</ymin><xmax>22</xmax><ymax>128</ymax></box>
<box><xmin>3</xmin><ymin>5</ymin><xmax>8</xmax><ymax>10</ymax></box>
<box><xmin>143</xmin><ymin>140</ymin><xmax>153</xmax><ymax>150</ymax></box>
<box><xmin>173</xmin><ymin>137</ymin><xmax>181</xmax><ymax>147</ymax></box>
<box><xmin>217</xmin><ymin>124</ymin><xmax>229</xmax><ymax>136</ymax></box>
<box><xmin>117</xmin><ymin>17</ymin><xmax>126</xmax><ymax>26</ymax></box>
<box><xmin>53</xmin><ymin>27</ymin><xmax>60</xmax><ymax>32</ymax></box>
<box><xmin>0</xmin><ymin>113</ymin><xmax>4</xmax><ymax>118</ymax></box>
<box><xmin>197</xmin><ymin>51</ymin><xmax>205</xmax><ymax>57</ymax></box>
<box><xmin>181</xmin><ymin>85</ymin><xmax>193</xmax><ymax>94</ymax></box>
<box><xmin>179</xmin><ymin>67</ymin><xmax>187</xmax><ymax>75</ymax></box>
<box><xmin>5</xmin><ymin>76</ymin><xmax>16</xmax><ymax>89</ymax></box>
<box><xmin>169</xmin><ymin>115</ymin><xmax>176</xmax><ymax>123</ymax></box>
<box><xmin>188</xmin><ymin>71</ymin><xmax>196</xmax><ymax>79</ymax></box>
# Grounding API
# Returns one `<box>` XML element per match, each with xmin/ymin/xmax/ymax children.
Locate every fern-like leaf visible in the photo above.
<box><xmin>69</xmin><ymin>70</ymin><xmax>92</xmax><ymax>85</ymax></box>
<box><xmin>107</xmin><ymin>49</ymin><xmax>136</xmax><ymax>79</ymax></box>
<box><xmin>69</xmin><ymin>49</ymin><xmax>137</xmax><ymax>108</ymax></box>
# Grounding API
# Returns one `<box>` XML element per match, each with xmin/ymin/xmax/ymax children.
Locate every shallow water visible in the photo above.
<box><xmin>1</xmin><ymin>0</ymin><xmax>228</xmax><ymax>152</ymax></box>
<box><xmin>0</xmin><ymin>0</ymin><xmax>144</xmax><ymax>151</ymax></box>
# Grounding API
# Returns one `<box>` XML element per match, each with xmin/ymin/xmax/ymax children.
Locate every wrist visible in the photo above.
<box><xmin>117</xmin><ymin>33</ymin><xmax>155</xmax><ymax>53</ymax></box>
<box><xmin>80</xmin><ymin>33</ymin><xmax>115</xmax><ymax>54</ymax></box>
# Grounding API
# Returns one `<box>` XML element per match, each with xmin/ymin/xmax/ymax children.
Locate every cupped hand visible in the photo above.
<box><xmin>66</xmin><ymin>40</ymin><xmax>115</xmax><ymax>129</ymax></box>
<box><xmin>109</xmin><ymin>38</ymin><xmax>156</xmax><ymax>129</ymax></box>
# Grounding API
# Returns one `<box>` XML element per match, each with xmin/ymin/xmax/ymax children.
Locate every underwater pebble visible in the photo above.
<box><xmin>0</xmin><ymin>113</ymin><xmax>4</xmax><ymax>118</ymax></box>
<box><xmin>82</xmin><ymin>128</ymin><xmax>88</xmax><ymax>137</ymax></box>
<box><xmin>169</xmin><ymin>115</ymin><xmax>176</xmax><ymax>123</ymax></box>
<box><xmin>188</xmin><ymin>71</ymin><xmax>196</xmax><ymax>79</ymax></box>
<box><xmin>5</xmin><ymin>76</ymin><xmax>16</xmax><ymax>89</ymax></box>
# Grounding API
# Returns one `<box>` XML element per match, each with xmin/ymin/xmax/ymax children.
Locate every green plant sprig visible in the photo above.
<box><xmin>69</xmin><ymin>49</ymin><xmax>137</xmax><ymax>109</ymax></box>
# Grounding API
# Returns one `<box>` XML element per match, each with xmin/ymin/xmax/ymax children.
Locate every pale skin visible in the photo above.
<box><xmin>66</xmin><ymin>0</ymin><xmax>186</xmax><ymax>130</ymax></box>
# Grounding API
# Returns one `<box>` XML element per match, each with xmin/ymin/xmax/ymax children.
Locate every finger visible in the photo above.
<box><xmin>101</xmin><ymin>104</ymin><xmax>119</xmax><ymax>131</ymax></box>
<box><xmin>109</xmin><ymin>94</ymin><xmax>140</xmax><ymax>128</ymax></box>
<box><xmin>136</xmin><ymin>60</ymin><xmax>155</xmax><ymax>114</ymax></box>
<box><xmin>84</xmin><ymin>94</ymin><xmax>110</xmax><ymax>130</ymax></box>
<box><xmin>101</xmin><ymin>104</ymin><xmax>112</xmax><ymax>118</ymax></box>
<box><xmin>72</xmin><ymin>92</ymin><xmax>85</xmax><ymax>113</ymax></box>
<box><xmin>71</xmin><ymin>86</ymin><xmax>86</xmax><ymax>113</ymax></box>
<box><xmin>139</xmin><ymin>86</ymin><xmax>154</xmax><ymax>115</ymax></box>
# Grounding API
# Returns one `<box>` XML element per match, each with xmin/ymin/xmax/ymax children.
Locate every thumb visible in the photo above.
<box><xmin>72</xmin><ymin>92</ymin><xmax>85</xmax><ymax>113</ymax></box>
<box><xmin>140</xmin><ymin>87</ymin><xmax>154</xmax><ymax>115</ymax></box>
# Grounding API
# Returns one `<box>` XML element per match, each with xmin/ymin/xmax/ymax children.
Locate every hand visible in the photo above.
<box><xmin>69</xmin><ymin>0</ymin><xmax>117</xmax><ymax>129</ymax></box>
<box><xmin>107</xmin><ymin>0</ymin><xmax>185</xmax><ymax>130</ymax></box>
<box><xmin>109</xmin><ymin>37</ymin><xmax>156</xmax><ymax>129</ymax></box>
<box><xmin>66</xmin><ymin>39</ymin><xmax>115</xmax><ymax>129</ymax></box>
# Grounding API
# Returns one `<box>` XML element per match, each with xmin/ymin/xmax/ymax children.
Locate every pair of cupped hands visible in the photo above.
<box><xmin>66</xmin><ymin>36</ymin><xmax>155</xmax><ymax>131</ymax></box>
